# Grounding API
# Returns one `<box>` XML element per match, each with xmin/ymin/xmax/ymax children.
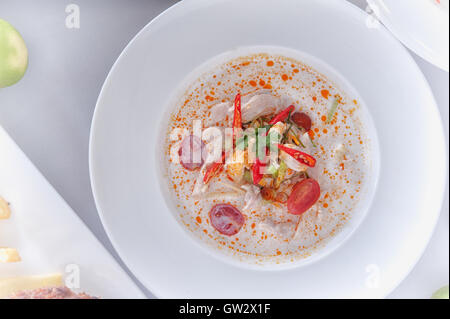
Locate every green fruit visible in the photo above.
<box><xmin>431</xmin><ymin>285</ymin><xmax>449</xmax><ymax>299</ymax></box>
<box><xmin>0</xmin><ymin>18</ymin><xmax>28</xmax><ymax>88</ymax></box>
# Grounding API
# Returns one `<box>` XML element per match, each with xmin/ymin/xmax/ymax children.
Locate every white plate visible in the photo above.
<box><xmin>0</xmin><ymin>126</ymin><xmax>145</xmax><ymax>299</ymax></box>
<box><xmin>89</xmin><ymin>0</ymin><xmax>447</xmax><ymax>298</ymax></box>
<box><xmin>368</xmin><ymin>0</ymin><xmax>449</xmax><ymax>72</ymax></box>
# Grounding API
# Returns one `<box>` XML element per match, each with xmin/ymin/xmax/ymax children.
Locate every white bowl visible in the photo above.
<box><xmin>157</xmin><ymin>44</ymin><xmax>381</xmax><ymax>271</ymax></box>
<box><xmin>89</xmin><ymin>0</ymin><xmax>446</xmax><ymax>298</ymax></box>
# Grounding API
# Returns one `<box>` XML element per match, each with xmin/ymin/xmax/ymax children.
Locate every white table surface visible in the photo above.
<box><xmin>0</xmin><ymin>0</ymin><xmax>448</xmax><ymax>299</ymax></box>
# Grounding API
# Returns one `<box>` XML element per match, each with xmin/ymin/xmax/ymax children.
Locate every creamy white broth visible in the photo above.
<box><xmin>164</xmin><ymin>51</ymin><xmax>371</xmax><ymax>265</ymax></box>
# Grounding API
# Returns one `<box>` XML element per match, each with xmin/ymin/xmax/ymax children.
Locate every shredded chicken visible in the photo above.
<box><xmin>279</xmin><ymin>143</ymin><xmax>308</xmax><ymax>172</ymax></box>
<box><xmin>241</xmin><ymin>184</ymin><xmax>261</xmax><ymax>212</ymax></box>
<box><xmin>207</xmin><ymin>102</ymin><xmax>232</xmax><ymax>126</ymax></box>
<box><xmin>268</xmin><ymin>121</ymin><xmax>287</xmax><ymax>137</ymax></box>
<box><xmin>225</xmin><ymin>149</ymin><xmax>246</xmax><ymax>183</ymax></box>
<box><xmin>241</xmin><ymin>94</ymin><xmax>281</xmax><ymax>122</ymax></box>
<box><xmin>208</xmin><ymin>93</ymin><xmax>282</xmax><ymax>125</ymax></box>
<box><xmin>193</xmin><ymin>130</ymin><xmax>224</xmax><ymax>195</ymax></box>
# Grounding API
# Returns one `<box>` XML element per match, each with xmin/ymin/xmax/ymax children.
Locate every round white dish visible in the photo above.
<box><xmin>368</xmin><ymin>0</ymin><xmax>449</xmax><ymax>72</ymax></box>
<box><xmin>89</xmin><ymin>0</ymin><xmax>447</xmax><ymax>298</ymax></box>
<box><xmin>160</xmin><ymin>45</ymin><xmax>381</xmax><ymax>270</ymax></box>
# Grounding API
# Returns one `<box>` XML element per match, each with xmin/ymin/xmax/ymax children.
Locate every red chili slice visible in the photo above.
<box><xmin>277</xmin><ymin>144</ymin><xmax>316</xmax><ymax>167</ymax></box>
<box><xmin>291</xmin><ymin>112</ymin><xmax>312</xmax><ymax>131</ymax></box>
<box><xmin>209</xmin><ymin>204</ymin><xmax>245</xmax><ymax>236</ymax></box>
<box><xmin>178</xmin><ymin>135</ymin><xmax>206</xmax><ymax>170</ymax></box>
<box><xmin>252</xmin><ymin>158</ymin><xmax>265</xmax><ymax>185</ymax></box>
<box><xmin>269</xmin><ymin>105</ymin><xmax>295</xmax><ymax>125</ymax></box>
<box><xmin>287</xmin><ymin>178</ymin><xmax>321</xmax><ymax>215</ymax></box>
<box><xmin>233</xmin><ymin>93</ymin><xmax>242</xmax><ymax>132</ymax></box>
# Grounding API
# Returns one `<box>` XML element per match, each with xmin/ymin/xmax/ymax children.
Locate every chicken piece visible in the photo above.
<box><xmin>279</xmin><ymin>143</ymin><xmax>308</xmax><ymax>172</ymax></box>
<box><xmin>192</xmin><ymin>129</ymin><xmax>224</xmax><ymax>196</ymax></box>
<box><xmin>208</xmin><ymin>93</ymin><xmax>281</xmax><ymax>125</ymax></box>
<box><xmin>241</xmin><ymin>94</ymin><xmax>281</xmax><ymax>122</ymax></box>
<box><xmin>268</xmin><ymin>122</ymin><xmax>287</xmax><ymax>138</ymax></box>
<box><xmin>257</xmin><ymin>218</ymin><xmax>297</xmax><ymax>241</ymax></box>
<box><xmin>225</xmin><ymin>149</ymin><xmax>246</xmax><ymax>183</ymax></box>
<box><xmin>207</xmin><ymin>101</ymin><xmax>232</xmax><ymax>126</ymax></box>
<box><xmin>241</xmin><ymin>184</ymin><xmax>261</xmax><ymax>212</ymax></box>
<box><xmin>299</xmin><ymin>132</ymin><xmax>314</xmax><ymax>153</ymax></box>
<box><xmin>241</xmin><ymin>88</ymin><xmax>273</xmax><ymax>104</ymax></box>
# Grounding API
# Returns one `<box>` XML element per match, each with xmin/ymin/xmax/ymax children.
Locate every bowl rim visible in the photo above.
<box><xmin>89</xmin><ymin>0</ymin><xmax>447</xmax><ymax>298</ymax></box>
